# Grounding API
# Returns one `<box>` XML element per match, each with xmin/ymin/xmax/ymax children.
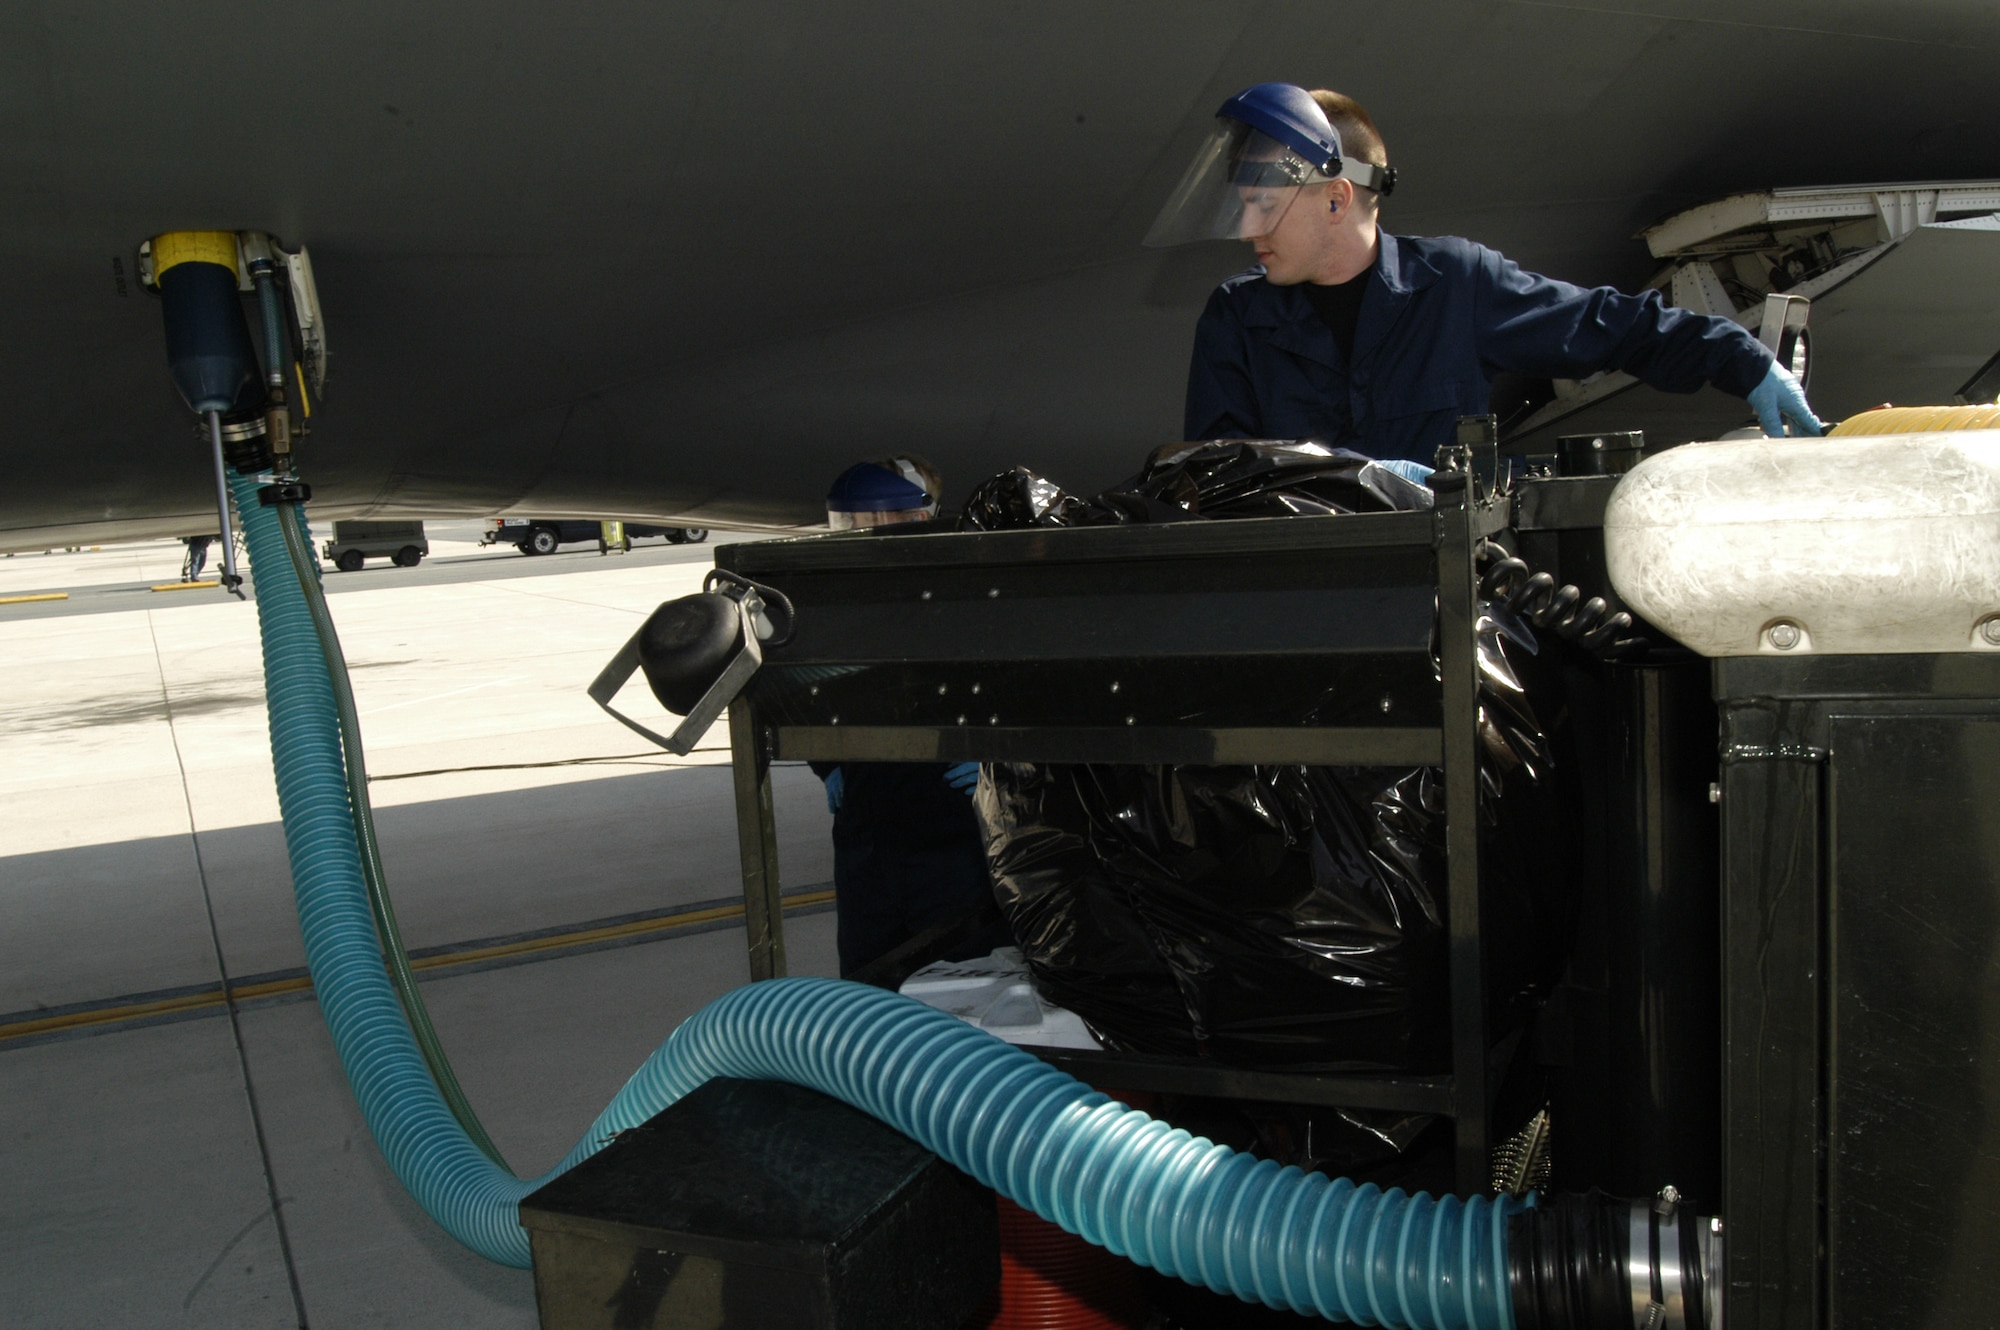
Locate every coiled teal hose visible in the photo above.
<box><xmin>231</xmin><ymin>470</ymin><xmax>1523</xmax><ymax>1327</ymax></box>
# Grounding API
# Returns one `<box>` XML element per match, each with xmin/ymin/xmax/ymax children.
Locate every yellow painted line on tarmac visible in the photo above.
<box><xmin>407</xmin><ymin>890</ymin><xmax>835</xmax><ymax>973</ymax></box>
<box><xmin>0</xmin><ymin>989</ymin><xmax>235</xmax><ymax>1040</ymax></box>
<box><xmin>0</xmin><ymin>890</ymin><xmax>836</xmax><ymax>1044</ymax></box>
<box><xmin>0</xmin><ymin>592</ymin><xmax>67</xmax><ymax>604</ymax></box>
<box><xmin>151</xmin><ymin>580</ymin><xmax>219</xmax><ymax>592</ymax></box>
<box><xmin>0</xmin><ymin>976</ymin><xmax>310</xmax><ymax>1043</ymax></box>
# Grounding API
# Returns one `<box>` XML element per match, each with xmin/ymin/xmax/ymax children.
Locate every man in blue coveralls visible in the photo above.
<box><xmin>1145</xmin><ymin>84</ymin><xmax>1824</xmax><ymax>459</ymax></box>
<box><xmin>814</xmin><ymin>458</ymin><xmax>1014</xmax><ymax>978</ymax></box>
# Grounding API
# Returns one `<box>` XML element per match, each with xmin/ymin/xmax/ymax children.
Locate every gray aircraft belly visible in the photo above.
<box><xmin>1807</xmin><ymin>222</ymin><xmax>2000</xmax><ymax>420</ymax></box>
<box><xmin>4</xmin><ymin>0</ymin><xmax>1998</xmax><ymax>548</ymax></box>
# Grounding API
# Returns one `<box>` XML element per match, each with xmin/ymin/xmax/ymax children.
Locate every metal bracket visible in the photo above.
<box><xmin>587</xmin><ymin>594</ymin><xmax>766</xmax><ymax>756</ymax></box>
<box><xmin>1721</xmin><ymin>741</ymin><xmax>1828</xmax><ymax>765</ymax></box>
<box><xmin>256</xmin><ymin>481</ymin><xmax>313</xmax><ymax>506</ymax></box>
<box><xmin>1758</xmin><ymin>293</ymin><xmax>1810</xmax><ymax>356</ymax></box>
<box><xmin>1759</xmin><ymin>292</ymin><xmax>1811</xmax><ymax>384</ymax></box>
<box><xmin>285</xmin><ymin>247</ymin><xmax>328</xmax><ymax>398</ymax></box>
<box><xmin>1438</xmin><ymin>421</ymin><xmax>1514</xmax><ymax>536</ymax></box>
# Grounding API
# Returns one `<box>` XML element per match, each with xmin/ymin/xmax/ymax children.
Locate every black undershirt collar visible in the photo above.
<box><xmin>1300</xmin><ymin>272</ymin><xmax>1368</xmax><ymax>365</ymax></box>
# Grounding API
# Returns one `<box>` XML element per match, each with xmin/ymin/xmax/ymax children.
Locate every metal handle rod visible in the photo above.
<box><xmin>205</xmin><ymin>409</ymin><xmax>244</xmax><ymax>593</ymax></box>
<box><xmin>252</xmin><ymin>264</ymin><xmax>288</xmax><ymax>388</ymax></box>
<box><xmin>1432</xmin><ymin>447</ymin><xmax>1493</xmax><ymax>1194</ymax></box>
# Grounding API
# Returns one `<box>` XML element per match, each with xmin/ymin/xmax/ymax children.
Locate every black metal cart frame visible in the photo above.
<box><xmin>715</xmin><ymin>448</ymin><xmax>1509</xmax><ymax>1192</ymax></box>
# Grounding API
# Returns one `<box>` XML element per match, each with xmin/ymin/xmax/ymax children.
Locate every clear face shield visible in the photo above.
<box><xmin>827</xmin><ymin>506</ymin><xmax>932</xmax><ymax>532</ymax></box>
<box><xmin>1143</xmin><ymin>122</ymin><xmax>1335</xmax><ymax>247</ymax></box>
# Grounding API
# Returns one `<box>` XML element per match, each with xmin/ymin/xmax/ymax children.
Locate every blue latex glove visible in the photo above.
<box><xmin>821</xmin><ymin>766</ymin><xmax>845</xmax><ymax>815</ymax></box>
<box><xmin>1747</xmin><ymin>363</ymin><xmax>1824</xmax><ymax>437</ymax></box>
<box><xmin>1374</xmin><ymin>458</ymin><xmax>1435</xmax><ymax>485</ymax></box>
<box><xmin>942</xmin><ymin>761</ymin><xmax>980</xmax><ymax>796</ymax></box>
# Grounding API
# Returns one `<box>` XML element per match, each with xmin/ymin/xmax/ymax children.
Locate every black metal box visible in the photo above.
<box><xmin>1716</xmin><ymin>655</ymin><xmax>2000</xmax><ymax>1329</ymax></box>
<box><xmin>518</xmin><ymin>1077</ymin><xmax>998</xmax><ymax>1329</ymax></box>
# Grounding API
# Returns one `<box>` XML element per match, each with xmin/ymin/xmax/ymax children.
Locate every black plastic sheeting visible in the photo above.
<box><xmin>960</xmin><ymin>439</ymin><xmax>1433</xmax><ymax>530</ymax></box>
<box><xmin>962</xmin><ymin>442</ymin><xmax>1574</xmax><ymax>1075</ymax></box>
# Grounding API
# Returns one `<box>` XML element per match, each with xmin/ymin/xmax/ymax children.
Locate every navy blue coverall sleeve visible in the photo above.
<box><xmin>1185</xmin><ymin>286</ymin><xmax>1261</xmax><ymax>441</ymax></box>
<box><xmin>1472</xmin><ymin>246</ymin><xmax>1771</xmax><ymax>395</ymax></box>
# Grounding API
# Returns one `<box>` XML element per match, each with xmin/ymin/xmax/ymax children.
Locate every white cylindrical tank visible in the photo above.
<box><xmin>1603</xmin><ymin>430</ymin><xmax>2000</xmax><ymax>656</ymax></box>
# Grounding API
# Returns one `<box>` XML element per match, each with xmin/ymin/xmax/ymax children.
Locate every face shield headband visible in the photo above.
<box><xmin>1143</xmin><ymin>117</ymin><xmax>1395</xmax><ymax>248</ymax></box>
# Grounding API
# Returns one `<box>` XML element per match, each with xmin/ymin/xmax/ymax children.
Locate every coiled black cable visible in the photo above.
<box><xmin>1477</xmin><ymin>539</ymin><xmax>1644</xmax><ymax>658</ymax></box>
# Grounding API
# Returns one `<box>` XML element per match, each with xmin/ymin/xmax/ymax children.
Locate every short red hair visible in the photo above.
<box><xmin>1309</xmin><ymin>90</ymin><xmax>1388</xmax><ymax>172</ymax></box>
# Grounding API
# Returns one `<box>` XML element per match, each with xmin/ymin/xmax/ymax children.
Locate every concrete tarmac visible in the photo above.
<box><xmin>0</xmin><ymin>521</ymin><xmax>838</xmax><ymax>1326</ymax></box>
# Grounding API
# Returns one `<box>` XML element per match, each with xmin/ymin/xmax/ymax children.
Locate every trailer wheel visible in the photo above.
<box><xmin>392</xmin><ymin>546</ymin><xmax>423</xmax><ymax>567</ymax></box>
<box><xmin>335</xmin><ymin>549</ymin><xmax>365</xmax><ymax>573</ymax></box>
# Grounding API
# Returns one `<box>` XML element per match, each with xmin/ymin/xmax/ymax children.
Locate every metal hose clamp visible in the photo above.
<box><xmin>1630</xmin><ymin>1186</ymin><xmax>1718</xmax><ymax>1330</ymax></box>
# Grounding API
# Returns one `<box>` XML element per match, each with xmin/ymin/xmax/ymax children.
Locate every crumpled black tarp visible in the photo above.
<box><xmin>963</xmin><ymin>440</ymin><xmax>1572</xmax><ymax>1072</ymax></box>
<box><xmin>959</xmin><ymin>439</ymin><xmax>1432</xmax><ymax>530</ymax></box>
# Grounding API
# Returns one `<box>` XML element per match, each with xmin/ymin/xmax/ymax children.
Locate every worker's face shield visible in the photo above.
<box><xmin>827</xmin><ymin>505</ymin><xmax>933</xmax><ymax>532</ymax></box>
<box><xmin>1143</xmin><ymin>122</ymin><xmax>1334</xmax><ymax>247</ymax></box>
<box><xmin>825</xmin><ymin>459</ymin><xmax>938</xmax><ymax>531</ymax></box>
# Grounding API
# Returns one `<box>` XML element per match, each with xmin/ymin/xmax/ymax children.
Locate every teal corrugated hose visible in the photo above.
<box><xmin>271</xmin><ymin>498</ymin><xmax>507</xmax><ymax>1168</ymax></box>
<box><xmin>231</xmin><ymin>470</ymin><xmax>1523</xmax><ymax>1326</ymax></box>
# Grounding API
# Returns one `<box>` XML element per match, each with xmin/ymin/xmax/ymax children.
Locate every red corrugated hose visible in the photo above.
<box><xmin>980</xmin><ymin>1085</ymin><xmax>1152</xmax><ymax>1329</ymax></box>
<box><xmin>982</xmin><ymin>1194</ymin><xmax>1149</xmax><ymax>1329</ymax></box>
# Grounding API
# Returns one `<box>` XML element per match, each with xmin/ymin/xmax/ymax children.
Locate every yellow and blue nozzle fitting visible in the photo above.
<box><xmin>153</xmin><ymin>230</ymin><xmax>267</xmax><ymax>421</ymax></box>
